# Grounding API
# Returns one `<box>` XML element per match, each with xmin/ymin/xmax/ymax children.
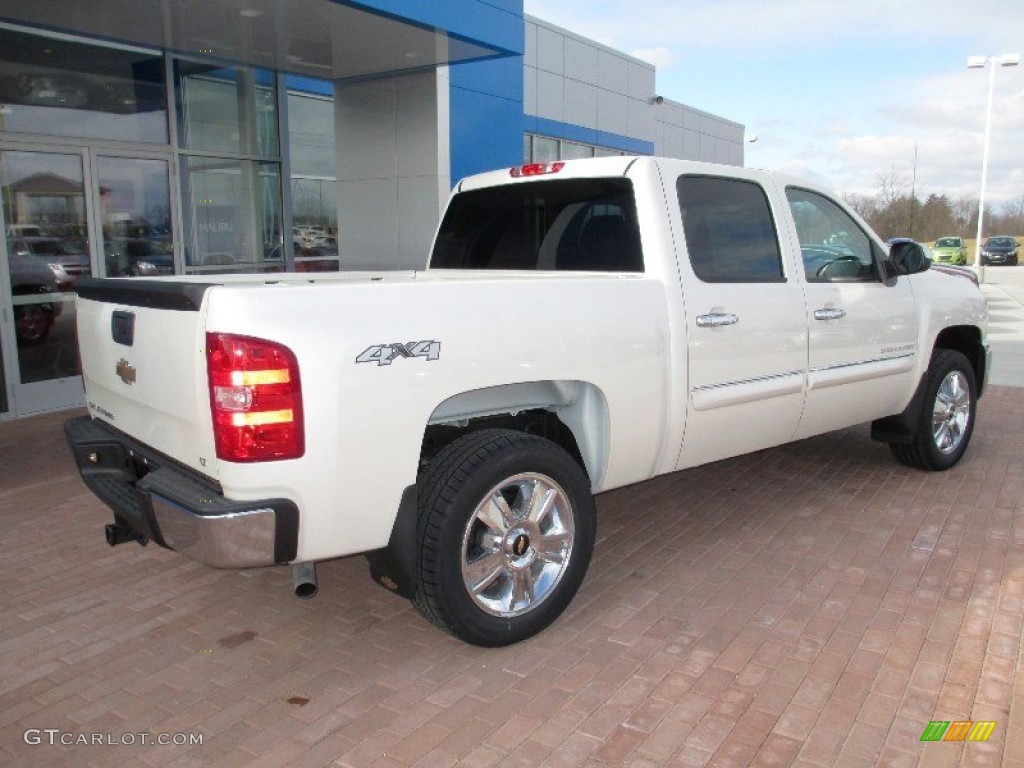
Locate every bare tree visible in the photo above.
<box><xmin>997</xmin><ymin>195</ymin><xmax>1024</xmax><ymax>234</ymax></box>
<box><xmin>841</xmin><ymin>192</ymin><xmax>878</xmax><ymax>222</ymax></box>
<box><xmin>876</xmin><ymin>167</ymin><xmax>909</xmax><ymax>208</ymax></box>
<box><xmin>952</xmin><ymin>196</ymin><xmax>977</xmax><ymax>238</ymax></box>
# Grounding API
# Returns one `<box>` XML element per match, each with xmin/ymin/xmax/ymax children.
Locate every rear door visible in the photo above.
<box><xmin>668</xmin><ymin>169</ymin><xmax>809</xmax><ymax>469</ymax></box>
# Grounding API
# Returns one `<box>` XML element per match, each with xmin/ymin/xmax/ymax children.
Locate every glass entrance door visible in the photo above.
<box><xmin>95</xmin><ymin>155</ymin><xmax>175</xmax><ymax>278</ymax></box>
<box><xmin>1</xmin><ymin>147</ymin><xmax>94</xmax><ymax>416</ymax></box>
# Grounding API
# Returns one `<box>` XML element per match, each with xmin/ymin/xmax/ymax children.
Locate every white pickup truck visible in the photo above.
<box><xmin>66</xmin><ymin>157</ymin><xmax>989</xmax><ymax>646</ymax></box>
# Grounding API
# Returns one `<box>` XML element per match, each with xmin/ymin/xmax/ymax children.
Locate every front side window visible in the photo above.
<box><xmin>786</xmin><ymin>187</ymin><xmax>881</xmax><ymax>282</ymax></box>
<box><xmin>677</xmin><ymin>176</ymin><xmax>784</xmax><ymax>283</ymax></box>
<box><xmin>431</xmin><ymin>178</ymin><xmax>642</xmax><ymax>272</ymax></box>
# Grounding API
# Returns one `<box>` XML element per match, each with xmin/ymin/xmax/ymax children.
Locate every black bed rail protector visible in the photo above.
<box><xmin>76</xmin><ymin>278</ymin><xmax>215</xmax><ymax>312</ymax></box>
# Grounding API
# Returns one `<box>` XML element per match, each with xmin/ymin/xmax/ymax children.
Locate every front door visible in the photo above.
<box><xmin>781</xmin><ymin>186</ymin><xmax>919</xmax><ymax>441</ymax></box>
<box><xmin>0</xmin><ymin>146</ymin><xmax>95</xmax><ymax>416</ymax></box>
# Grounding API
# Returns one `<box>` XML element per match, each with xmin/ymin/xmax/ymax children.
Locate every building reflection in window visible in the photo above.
<box><xmin>0</xmin><ymin>26</ymin><xmax>167</xmax><ymax>144</ymax></box>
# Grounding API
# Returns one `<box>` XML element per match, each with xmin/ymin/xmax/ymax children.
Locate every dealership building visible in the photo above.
<box><xmin>0</xmin><ymin>0</ymin><xmax>744</xmax><ymax>419</ymax></box>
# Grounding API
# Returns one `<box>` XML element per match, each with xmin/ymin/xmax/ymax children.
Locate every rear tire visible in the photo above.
<box><xmin>413</xmin><ymin>429</ymin><xmax>595</xmax><ymax>647</ymax></box>
<box><xmin>890</xmin><ymin>349</ymin><xmax>976</xmax><ymax>471</ymax></box>
<box><xmin>14</xmin><ymin>305</ymin><xmax>53</xmax><ymax>346</ymax></box>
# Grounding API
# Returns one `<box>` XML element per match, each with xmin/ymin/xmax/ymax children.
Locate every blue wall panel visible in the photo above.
<box><xmin>524</xmin><ymin>116</ymin><xmax>654</xmax><ymax>155</ymax></box>
<box><xmin>344</xmin><ymin>0</ymin><xmax>523</xmax><ymax>54</ymax></box>
<box><xmin>449</xmin><ymin>56</ymin><xmax>524</xmax><ymax>183</ymax></box>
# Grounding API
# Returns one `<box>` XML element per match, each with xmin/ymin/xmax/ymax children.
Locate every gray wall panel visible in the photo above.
<box><xmin>523</xmin><ymin>65</ymin><xmax>537</xmax><ymax>116</ymax></box>
<box><xmin>335</xmin><ymin>70</ymin><xmax>448</xmax><ymax>269</ymax></box>
<box><xmin>598</xmin><ymin>49</ymin><xmax>629</xmax><ymax>95</ymax></box>
<box><xmin>524</xmin><ymin>18</ymin><xmax>537</xmax><ymax>68</ymax></box>
<box><xmin>523</xmin><ymin>15</ymin><xmax>744</xmax><ymax>166</ymax></box>
<box><xmin>564</xmin><ymin>79</ymin><xmax>598</xmax><ymax>128</ymax></box>
<box><xmin>627</xmin><ymin>61</ymin><xmax>654</xmax><ymax>100</ymax></box>
<box><xmin>535</xmin><ymin>69</ymin><xmax>565</xmax><ymax>122</ymax></box>
<box><xmin>535</xmin><ymin>23</ymin><xmax>564</xmax><ymax>75</ymax></box>
<box><xmin>564</xmin><ymin>37</ymin><xmax>599</xmax><ymax>85</ymax></box>
<box><xmin>336</xmin><ymin>177</ymin><xmax>398</xmax><ymax>269</ymax></box>
<box><xmin>597</xmin><ymin>89</ymin><xmax>629</xmax><ymax>136</ymax></box>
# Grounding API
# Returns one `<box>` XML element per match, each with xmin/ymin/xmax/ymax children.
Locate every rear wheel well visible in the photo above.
<box><xmin>366</xmin><ymin>409</ymin><xmax>588</xmax><ymax>601</ymax></box>
<box><xmin>420</xmin><ymin>409</ymin><xmax>586</xmax><ymax>477</ymax></box>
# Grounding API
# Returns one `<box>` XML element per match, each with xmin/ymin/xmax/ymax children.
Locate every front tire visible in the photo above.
<box><xmin>890</xmin><ymin>349</ymin><xmax>977</xmax><ymax>471</ymax></box>
<box><xmin>414</xmin><ymin>429</ymin><xmax>596</xmax><ymax>647</ymax></box>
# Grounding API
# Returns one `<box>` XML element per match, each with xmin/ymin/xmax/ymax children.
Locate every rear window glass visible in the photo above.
<box><xmin>430</xmin><ymin>178</ymin><xmax>643</xmax><ymax>272</ymax></box>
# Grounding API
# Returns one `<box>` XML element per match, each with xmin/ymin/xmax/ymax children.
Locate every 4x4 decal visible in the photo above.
<box><xmin>356</xmin><ymin>341</ymin><xmax>441</xmax><ymax>366</ymax></box>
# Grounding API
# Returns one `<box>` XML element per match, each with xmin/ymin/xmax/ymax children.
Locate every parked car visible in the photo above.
<box><xmin>8</xmin><ymin>236</ymin><xmax>91</xmax><ymax>289</ymax></box>
<box><xmin>932</xmin><ymin>236</ymin><xmax>968</xmax><ymax>265</ymax></box>
<box><xmin>5</xmin><ymin>244</ymin><xmax>62</xmax><ymax>345</ymax></box>
<box><xmin>105</xmin><ymin>238</ymin><xmax>174</xmax><ymax>277</ymax></box>
<box><xmin>979</xmin><ymin>236</ymin><xmax>1019</xmax><ymax>266</ymax></box>
<box><xmin>6</xmin><ymin>223</ymin><xmax>43</xmax><ymax>238</ymax></box>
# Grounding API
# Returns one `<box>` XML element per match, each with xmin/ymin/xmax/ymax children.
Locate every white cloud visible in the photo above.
<box><xmin>524</xmin><ymin>0</ymin><xmax>1024</xmax><ymax>208</ymax></box>
<box><xmin>525</xmin><ymin>0</ymin><xmax>1023</xmax><ymax>56</ymax></box>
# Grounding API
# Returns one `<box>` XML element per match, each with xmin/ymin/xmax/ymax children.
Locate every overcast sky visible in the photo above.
<box><xmin>524</xmin><ymin>0</ymin><xmax>1024</xmax><ymax>209</ymax></box>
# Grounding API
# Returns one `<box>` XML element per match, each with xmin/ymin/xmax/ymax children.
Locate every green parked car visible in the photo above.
<box><xmin>932</xmin><ymin>236</ymin><xmax>967</xmax><ymax>265</ymax></box>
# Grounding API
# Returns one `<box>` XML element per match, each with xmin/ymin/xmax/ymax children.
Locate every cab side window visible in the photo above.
<box><xmin>677</xmin><ymin>175</ymin><xmax>784</xmax><ymax>283</ymax></box>
<box><xmin>785</xmin><ymin>187</ymin><xmax>881</xmax><ymax>282</ymax></box>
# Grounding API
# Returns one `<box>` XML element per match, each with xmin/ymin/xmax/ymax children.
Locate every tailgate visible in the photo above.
<box><xmin>76</xmin><ymin>278</ymin><xmax>219</xmax><ymax>478</ymax></box>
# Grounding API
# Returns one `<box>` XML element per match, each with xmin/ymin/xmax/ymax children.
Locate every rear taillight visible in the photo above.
<box><xmin>206</xmin><ymin>333</ymin><xmax>304</xmax><ymax>462</ymax></box>
<box><xmin>510</xmin><ymin>162</ymin><xmax>565</xmax><ymax>177</ymax></box>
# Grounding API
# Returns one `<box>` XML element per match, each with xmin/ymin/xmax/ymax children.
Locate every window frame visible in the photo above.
<box><xmin>676</xmin><ymin>174</ymin><xmax>787</xmax><ymax>284</ymax></box>
<box><xmin>785</xmin><ymin>186</ymin><xmax>885</xmax><ymax>284</ymax></box>
<box><xmin>429</xmin><ymin>177</ymin><xmax>643</xmax><ymax>273</ymax></box>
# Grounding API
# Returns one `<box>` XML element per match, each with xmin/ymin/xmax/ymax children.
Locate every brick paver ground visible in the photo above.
<box><xmin>1</xmin><ymin>389</ymin><xmax>1022</xmax><ymax>767</ymax></box>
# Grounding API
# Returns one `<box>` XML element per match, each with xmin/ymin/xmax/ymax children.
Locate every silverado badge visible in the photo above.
<box><xmin>116</xmin><ymin>359</ymin><xmax>137</xmax><ymax>385</ymax></box>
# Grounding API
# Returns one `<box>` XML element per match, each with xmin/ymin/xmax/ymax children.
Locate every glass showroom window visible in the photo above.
<box><xmin>560</xmin><ymin>141</ymin><xmax>594</xmax><ymax>160</ymax></box>
<box><xmin>0</xmin><ymin>24</ymin><xmax>167</xmax><ymax>144</ymax></box>
<box><xmin>524</xmin><ymin>134</ymin><xmax>624</xmax><ymax>163</ymax></box>
<box><xmin>175</xmin><ymin>59</ymin><xmax>283</xmax><ymax>272</ymax></box>
<box><xmin>288</xmin><ymin>88</ymin><xmax>339</xmax><ymax>272</ymax></box>
<box><xmin>181</xmin><ymin>156</ymin><xmax>282</xmax><ymax>272</ymax></box>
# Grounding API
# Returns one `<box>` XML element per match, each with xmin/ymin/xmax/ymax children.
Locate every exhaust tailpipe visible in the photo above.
<box><xmin>292</xmin><ymin>562</ymin><xmax>318</xmax><ymax>599</ymax></box>
<box><xmin>105</xmin><ymin>522</ymin><xmax>145</xmax><ymax>547</ymax></box>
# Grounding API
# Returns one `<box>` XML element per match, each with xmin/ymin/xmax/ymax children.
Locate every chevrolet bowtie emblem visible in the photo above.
<box><xmin>116</xmin><ymin>359</ymin><xmax>137</xmax><ymax>385</ymax></box>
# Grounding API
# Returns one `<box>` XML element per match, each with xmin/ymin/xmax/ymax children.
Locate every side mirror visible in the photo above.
<box><xmin>889</xmin><ymin>241</ymin><xmax>930</xmax><ymax>276</ymax></box>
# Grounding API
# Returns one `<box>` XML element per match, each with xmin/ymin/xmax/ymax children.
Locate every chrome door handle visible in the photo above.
<box><xmin>696</xmin><ymin>312</ymin><xmax>739</xmax><ymax>328</ymax></box>
<box><xmin>814</xmin><ymin>308</ymin><xmax>846</xmax><ymax>321</ymax></box>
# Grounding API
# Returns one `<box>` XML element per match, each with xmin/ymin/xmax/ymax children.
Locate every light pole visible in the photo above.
<box><xmin>967</xmin><ymin>53</ymin><xmax>1020</xmax><ymax>282</ymax></box>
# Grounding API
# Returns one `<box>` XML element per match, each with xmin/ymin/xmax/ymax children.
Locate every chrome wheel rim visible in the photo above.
<box><xmin>932</xmin><ymin>370</ymin><xmax>971</xmax><ymax>455</ymax></box>
<box><xmin>460</xmin><ymin>472</ymin><xmax>575</xmax><ymax>618</ymax></box>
